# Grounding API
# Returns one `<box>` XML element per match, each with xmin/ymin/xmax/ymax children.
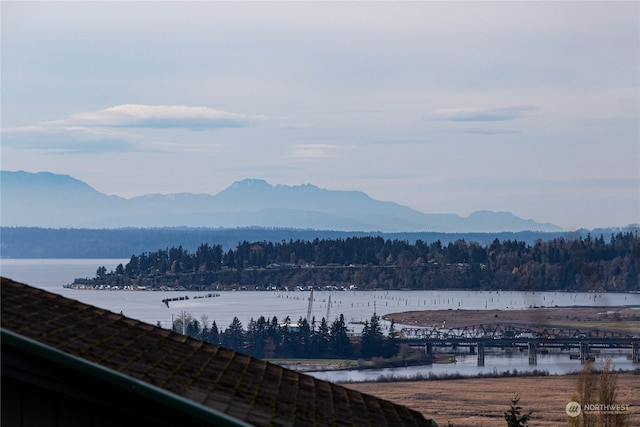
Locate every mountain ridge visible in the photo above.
<box><xmin>0</xmin><ymin>170</ymin><xmax>562</xmax><ymax>232</ymax></box>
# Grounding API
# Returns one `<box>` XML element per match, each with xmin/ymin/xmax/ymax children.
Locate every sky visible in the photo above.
<box><xmin>1</xmin><ymin>1</ymin><xmax>639</xmax><ymax>231</ymax></box>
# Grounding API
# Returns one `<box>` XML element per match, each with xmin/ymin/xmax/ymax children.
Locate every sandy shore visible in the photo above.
<box><xmin>346</xmin><ymin>372</ymin><xmax>640</xmax><ymax>427</ymax></box>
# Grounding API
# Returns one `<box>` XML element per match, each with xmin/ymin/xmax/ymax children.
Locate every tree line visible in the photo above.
<box><xmin>92</xmin><ymin>232</ymin><xmax>639</xmax><ymax>292</ymax></box>
<box><xmin>169</xmin><ymin>311</ymin><xmax>399</xmax><ymax>360</ymax></box>
<box><xmin>3</xmin><ymin>226</ymin><xmax>590</xmax><ymax>258</ymax></box>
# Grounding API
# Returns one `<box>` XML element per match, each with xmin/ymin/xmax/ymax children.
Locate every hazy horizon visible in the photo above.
<box><xmin>2</xmin><ymin>2</ymin><xmax>638</xmax><ymax>230</ymax></box>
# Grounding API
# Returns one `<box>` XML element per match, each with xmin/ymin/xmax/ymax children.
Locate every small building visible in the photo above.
<box><xmin>1</xmin><ymin>278</ymin><xmax>438</xmax><ymax>427</ymax></box>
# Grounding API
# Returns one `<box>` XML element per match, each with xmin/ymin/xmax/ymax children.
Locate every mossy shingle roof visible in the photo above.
<box><xmin>1</xmin><ymin>278</ymin><xmax>437</xmax><ymax>427</ymax></box>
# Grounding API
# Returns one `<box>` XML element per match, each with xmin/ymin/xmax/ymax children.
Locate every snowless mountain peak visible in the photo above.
<box><xmin>0</xmin><ymin>170</ymin><xmax>563</xmax><ymax>232</ymax></box>
<box><xmin>229</xmin><ymin>178</ymin><xmax>270</xmax><ymax>188</ymax></box>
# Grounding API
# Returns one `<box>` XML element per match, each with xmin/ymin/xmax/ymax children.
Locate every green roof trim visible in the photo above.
<box><xmin>1</xmin><ymin>328</ymin><xmax>253</xmax><ymax>427</ymax></box>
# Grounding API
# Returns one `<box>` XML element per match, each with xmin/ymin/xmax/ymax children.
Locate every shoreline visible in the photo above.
<box><xmin>385</xmin><ymin>306</ymin><xmax>640</xmax><ymax>335</ymax></box>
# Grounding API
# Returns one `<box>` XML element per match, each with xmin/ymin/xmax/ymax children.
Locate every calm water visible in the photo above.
<box><xmin>2</xmin><ymin>258</ymin><xmax>639</xmax><ymax>379</ymax></box>
<box><xmin>308</xmin><ymin>351</ymin><xmax>635</xmax><ymax>382</ymax></box>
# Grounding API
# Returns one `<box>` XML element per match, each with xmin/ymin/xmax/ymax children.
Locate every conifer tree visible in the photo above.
<box><xmin>504</xmin><ymin>394</ymin><xmax>531</xmax><ymax>427</ymax></box>
<box><xmin>360</xmin><ymin>313</ymin><xmax>383</xmax><ymax>358</ymax></box>
<box><xmin>221</xmin><ymin>316</ymin><xmax>244</xmax><ymax>351</ymax></box>
<box><xmin>330</xmin><ymin>314</ymin><xmax>352</xmax><ymax>357</ymax></box>
<box><xmin>383</xmin><ymin>319</ymin><xmax>399</xmax><ymax>357</ymax></box>
<box><xmin>313</xmin><ymin>317</ymin><xmax>330</xmax><ymax>357</ymax></box>
<box><xmin>208</xmin><ymin>320</ymin><xmax>219</xmax><ymax>344</ymax></box>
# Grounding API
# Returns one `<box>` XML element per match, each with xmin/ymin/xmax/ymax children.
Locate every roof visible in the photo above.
<box><xmin>1</xmin><ymin>278</ymin><xmax>437</xmax><ymax>427</ymax></box>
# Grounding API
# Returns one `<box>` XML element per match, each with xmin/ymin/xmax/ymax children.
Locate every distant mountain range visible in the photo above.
<box><xmin>0</xmin><ymin>170</ymin><xmax>563</xmax><ymax>232</ymax></box>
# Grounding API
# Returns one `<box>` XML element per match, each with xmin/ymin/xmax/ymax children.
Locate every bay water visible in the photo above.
<box><xmin>2</xmin><ymin>258</ymin><xmax>638</xmax><ymax>380</ymax></box>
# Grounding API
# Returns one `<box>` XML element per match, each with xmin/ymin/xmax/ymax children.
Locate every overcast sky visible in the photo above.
<box><xmin>2</xmin><ymin>1</ymin><xmax>639</xmax><ymax>230</ymax></box>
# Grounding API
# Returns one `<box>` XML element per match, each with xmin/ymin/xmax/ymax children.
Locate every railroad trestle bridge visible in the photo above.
<box><xmin>399</xmin><ymin>324</ymin><xmax>633</xmax><ymax>340</ymax></box>
<box><xmin>398</xmin><ymin>327</ymin><xmax>640</xmax><ymax>366</ymax></box>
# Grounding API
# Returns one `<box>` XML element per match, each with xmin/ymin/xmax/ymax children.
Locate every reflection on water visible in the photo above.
<box><xmin>308</xmin><ymin>352</ymin><xmax>635</xmax><ymax>382</ymax></box>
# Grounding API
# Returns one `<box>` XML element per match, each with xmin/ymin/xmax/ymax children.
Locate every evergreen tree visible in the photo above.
<box><xmin>246</xmin><ymin>315</ymin><xmax>268</xmax><ymax>358</ymax></box>
<box><xmin>504</xmin><ymin>394</ymin><xmax>531</xmax><ymax>427</ymax></box>
<box><xmin>279</xmin><ymin>316</ymin><xmax>293</xmax><ymax>357</ymax></box>
<box><xmin>383</xmin><ymin>319</ymin><xmax>399</xmax><ymax>358</ymax></box>
<box><xmin>221</xmin><ymin>316</ymin><xmax>244</xmax><ymax>351</ymax></box>
<box><xmin>294</xmin><ymin>317</ymin><xmax>312</xmax><ymax>358</ymax></box>
<box><xmin>312</xmin><ymin>317</ymin><xmax>330</xmax><ymax>357</ymax></box>
<box><xmin>330</xmin><ymin>314</ymin><xmax>352</xmax><ymax>357</ymax></box>
<box><xmin>115</xmin><ymin>263</ymin><xmax>125</xmax><ymax>275</ymax></box>
<box><xmin>96</xmin><ymin>266</ymin><xmax>107</xmax><ymax>278</ymax></box>
<box><xmin>360</xmin><ymin>313</ymin><xmax>384</xmax><ymax>358</ymax></box>
<box><xmin>206</xmin><ymin>320</ymin><xmax>220</xmax><ymax>344</ymax></box>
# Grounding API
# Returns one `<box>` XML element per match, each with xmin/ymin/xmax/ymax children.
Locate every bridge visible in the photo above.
<box><xmin>399</xmin><ymin>333</ymin><xmax>640</xmax><ymax>366</ymax></box>
<box><xmin>399</xmin><ymin>324</ymin><xmax>634</xmax><ymax>340</ymax></box>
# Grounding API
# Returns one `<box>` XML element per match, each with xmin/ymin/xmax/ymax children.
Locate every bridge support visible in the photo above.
<box><xmin>633</xmin><ymin>342</ymin><xmax>640</xmax><ymax>363</ymax></box>
<box><xmin>528</xmin><ymin>342</ymin><xmax>537</xmax><ymax>365</ymax></box>
<box><xmin>469</xmin><ymin>344</ymin><xmax>476</xmax><ymax>355</ymax></box>
<box><xmin>477</xmin><ymin>343</ymin><xmax>485</xmax><ymax>367</ymax></box>
<box><xmin>580</xmin><ymin>342</ymin><xmax>590</xmax><ymax>364</ymax></box>
<box><xmin>425</xmin><ymin>343</ymin><xmax>433</xmax><ymax>358</ymax></box>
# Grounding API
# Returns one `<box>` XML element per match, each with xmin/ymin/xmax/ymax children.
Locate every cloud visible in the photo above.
<box><xmin>1</xmin><ymin>125</ymin><xmax>140</xmax><ymax>153</ymax></box>
<box><xmin>288</xmin><ymin>144</ymin><xmax>352</xmax><ymax>160</ymax></box>
<box><xmin>1</xmin><ymin>104</ymin><xmax>264</xmax><ymax>153</ymax></box>
<box><xmin>365</xmin><ymin>138</ymin><xmax>434</xmax><ymax>146</ymax></box>
<box><xmin>313</xmin><ymin>108</ymin><xmax>382</xmax><ymax>114</ymax></box>
<box><xmin>46</xmin><ymin>104</ymin><xmax>260</xmax><ymax>130</ymax></box>
<box><xmin>427</xmin><ymin>105</ymin><xmax>536</xmax><ymax>122</ymax></box>
<box><xmin>452</xmin><ymin>128</ymin><xmax>521</xmax><ymax>135</ymax></box>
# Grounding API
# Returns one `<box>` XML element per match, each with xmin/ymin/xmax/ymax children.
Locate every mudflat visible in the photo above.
<box><xmin>384</xmin><ymin>306</ymin><xmax>640</xmax><ymax>334</ymax></box>
<box><xmin>346</xmin><ymin>372</ymin><xmax>640</xmax><ymax>427</ymax></box>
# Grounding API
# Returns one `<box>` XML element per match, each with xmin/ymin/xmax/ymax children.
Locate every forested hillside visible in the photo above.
<box><xmin>79</xmin><ymin>233</ymin><xmax>639</xmax><ymax>292</ymax></box>
<box><xmin>1</xmin><ymin>226</ymin><xmax>582</xmax><ymax>258</ymax></box>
